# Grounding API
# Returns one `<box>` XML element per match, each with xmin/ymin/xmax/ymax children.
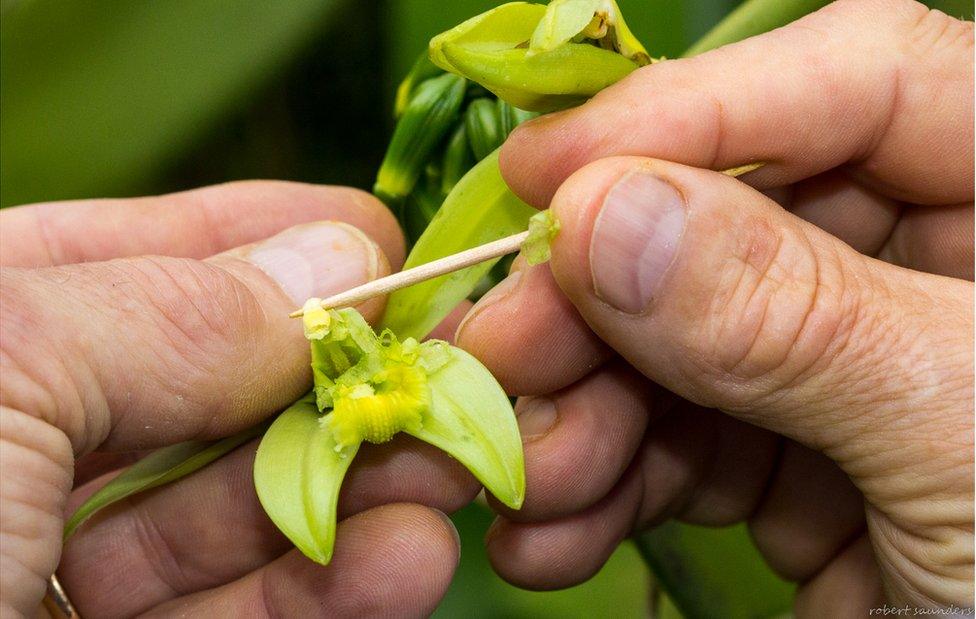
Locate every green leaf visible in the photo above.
<box><xmin>254</xmin><ymin>395</ymin><xmax>359</xmax><ymax>565</ymax></box>
<box><xmin>64</xmin><ymin>423</ymin><xmax>265</xmax><ymax>540</ymax></box>
<box><xmin>411</xmin><ymin>346</ymin><xmax>525</xmax><ymax>509</ymax></box>
<box><xmin>379</xmin><ymin>149</ymin><xmax>536</xmax><ymax>341</ymax></box>
<box><xmin>636</xmin><ymin>522</ymin><xmax>794</xmax><ymax>618</ymax></box>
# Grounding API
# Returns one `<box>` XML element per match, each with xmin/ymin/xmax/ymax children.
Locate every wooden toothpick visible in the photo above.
<box><xmin>290</xmin><ymin>230</ymin><xmax>530</xmax><ymax>318</ymax></box>
<box><xmin>288</xmin><ymin>161</ymin><xmax>764</xmax><ymax>318</ymax></box>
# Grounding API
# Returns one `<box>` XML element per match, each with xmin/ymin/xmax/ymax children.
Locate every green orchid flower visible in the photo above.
<box><xmin>254</xmin><ymin>300</ymin><xmax>525</xmax><ymax>564</ymax></box>
<box><xmin>429</xmin><ymin>0</ymin><xmax>652</xmax><ymax>112</ymax></box>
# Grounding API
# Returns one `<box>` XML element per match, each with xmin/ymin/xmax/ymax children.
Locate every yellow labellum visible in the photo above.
<box><xmin>325</xmin><ymin>365</ymin><xmax>428</xmax><ymax>450</ymax></box>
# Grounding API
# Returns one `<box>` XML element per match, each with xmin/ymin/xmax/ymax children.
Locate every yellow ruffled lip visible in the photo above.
<box><xmin>325</xmin><ymin>365</ymin><xmax>428</xmax><ymax>450</ymax></box>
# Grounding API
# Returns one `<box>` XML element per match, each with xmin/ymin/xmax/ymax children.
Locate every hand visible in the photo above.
<box><xmin>0</xmin><ymin>182</ymin><xmax>479</xmax><ymax>617</ymax></box>
<box><xmin>457</xmin><ymin>0</ymin><xmax>973</xmax><ymax>612</ymax></box>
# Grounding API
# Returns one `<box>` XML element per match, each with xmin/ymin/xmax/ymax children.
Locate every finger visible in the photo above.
<box><xmin>0</xmin><ymin>180</ymin><xmax>405</xmax><ymax>269</ymax></box>
<box><xmin>793</xmin><ymin>536</ymin><xmax>884</xmax><ymax>617</ymax></box>
<box><xmin>73</xmin><ymin>451</ymin><xmax>144</xmax><ymax>486</ymax></box>
<box><xmin>878</xmin><ymin>202</ymin><xmax>975</xmax><ymax>280</ymax></box>
<box><xmin>1</xmin><ymin>220</ymin><xmax>390</xmax><ymax>454</ymax></box>
<box><xmin>487</xmin><ymin>404</ymin><xmax>776</xmax><ymax>589</ymax></box>
<box><xmin>500</xmin><ymin>0</ymin><xmax>973</xmax><ymax>207</ymax></box>
<box><xmin>786</xmin><ymin>170</ymin><xmax>901</xmax><ymax>257</ymax></box>
<box><xmin>545</xmin><ymin>156</ymin><xmax>972</xmax><ymax>481</ymax></box>
<box><xmin>488</xmin><ymin>362</ymin><xmax>656</xmax><ymax>522</ymax></box>
<box><xmin>142</xmin><ymin>504</ymin><xmax>458</xmax><ymax>619</ymax></box>
<box><xmin>487</xmin><ymin>406</ymin><xmax>862</xmax><ymax>591</ymax></box>
<box><xmin>427</xmin><ymin>300</ymin><xmax>473</xmax><ymax>343</ymax></box>
<box><xmin>456</xmin><ymin>260</ymin><xmax>612</xmax><ymax>396</ymax></box>
<box><xmin>748</xmin><ymin>442</ymin><xmax>865</xmax><ymax>582</ymax></box>
<box><xmin>0</xmin><ymin>406</ymin><xmax>72</xmax><ymax>616</ymax></box>
<box><xmin>59</xmin><ymin>436</ymin><xmax>478</xmax><ymax>617</ymax></box>
<box><xmin>486</xmin><ymin>466</ymin><xmax>643</xmax><ymax>590</ymax></box>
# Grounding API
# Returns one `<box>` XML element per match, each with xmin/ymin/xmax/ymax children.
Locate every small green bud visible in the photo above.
<box><xmin>394</xmin><ymin>53</ymin><xmax>446</xmax><ymax>118</ymax></box>
<box><xmin>440</xmin><ymin>122</ymin><xmax>475</xmax><ymax>195</ymax></box>
<box><xmin>374</xmin><ymin>72</ymin><xmax>466</xmax><ymax>205</ymax></box>
<box><xmin>465</xmin><ymin>97</ymin><xmax>504</xmax><ymax>161</ymax></box>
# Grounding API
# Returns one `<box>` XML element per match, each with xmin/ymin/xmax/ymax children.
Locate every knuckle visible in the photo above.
<box><xmin>131</xmin><ymin>503</ymin><xmax>194</xmax><ymax>594</ymax></box>
<box><xmin>902</xmin><ymin>4</ymin><xmax>974</xmax><ymax>60</ymax></box>
<box><xmin>0</xmin><ymin>269</ymin><xmax>95</xmax><ymax>447</ymax></box>
<box><xmin>691</xmin><ymin>222</ymin><xmax>857</xmax><ymax>411</ymax></box>
<box><xmin>125</xmin><ymin>256</ymin><xmax>265</xmax><ymax>373</ymax></box>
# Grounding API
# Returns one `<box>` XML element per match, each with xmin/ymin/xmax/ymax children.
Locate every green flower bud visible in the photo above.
<box><xmin>374</xmin><ymin>72</ymin><xmax>466</xmax><ymax>205</ymax></box>
<box><xmin>428</xmin><ymin>1</ymin><xmax>644</xmax><ymax>112</ymax></box>
<box><xmin>440</xmin><ymin>121</ymin><xmax>475</xmax><ymax>195</ymax></box>
<box><xmin>394</xmin><ymin>53</ymin><xmax>445</xmax><ymax>118</ymax></box>
<box><xmin>496</xmin><ymin>98</ymin><xmax>538</xmax><ymax>138</ymax></box>
<box><xmin>464</xmin><ymin>97</ymin><xmax>504</xmax><ymax>160</ymax></box>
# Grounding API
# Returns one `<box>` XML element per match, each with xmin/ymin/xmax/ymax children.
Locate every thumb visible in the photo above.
<box><xmin>1</xmin><ymin>221</ymin><xmax>390</xmax><ymax>454</ymax></box>
<box><xmin>547</xmin><ymin>157</ymin><xmax>973</xmax><ymax>479</ymax></box>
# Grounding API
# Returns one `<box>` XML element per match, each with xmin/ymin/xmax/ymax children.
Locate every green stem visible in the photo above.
<box><xmin>682</xmin><ymin>0</ymin><xmax>832</xmax><ymax>57</ymax></box>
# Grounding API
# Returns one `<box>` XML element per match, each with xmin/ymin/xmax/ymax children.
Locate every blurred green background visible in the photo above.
<box><xmin>2</xmin><ymin>1</ymin><xmax>971</xmax><ymax>616</ymax></box>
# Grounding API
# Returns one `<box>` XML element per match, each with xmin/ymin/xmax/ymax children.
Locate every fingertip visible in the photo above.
<box><xmin>333</xmin><ymin>503</ymin><xmax>460</xmax><ymax>611</ymax></box>
<box><xmin>500</xmin><ymin>110</ymin><xmax>581</xmax><ymax>209</ymax></box>
<box><xmin>323</xmin><ymin>186</ymin><xmax>406</xmax><ymax>270</ymax></box>
<box><xmin>339</xmin><ymin>434</ymin><xmax>482</xmax><ymax>518</ymax></box>
<box><xmin>253</xmin><ymin>504</ymin><xmax>459</xmax><ymax>618</ymax></box>
<box><xmin>455</xmin><ymin>263</ymin><xmax>611</xmax><ymax>396</ymax></box>
<box><xmin>191</xmin><ymin>180</ymin><xmax>406</xmax><ymax>269</ymax></box>
<box><xmin>547</xmin><ymin>157</ymin><xmax>645</xmax><ymax>299</ymax></box>
<box><xmin>427</xmin><ymin>301</ymin><xmax>473</xmax><ymax>344</ymax></box>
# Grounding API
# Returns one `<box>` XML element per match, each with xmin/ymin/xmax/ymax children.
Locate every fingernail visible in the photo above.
<box><xmin>454</xmin><ymin>269</ymin><xmax>523</xmax><ymax>341</ymax></box>
<box><xmin>590</xmin><ymin>171</ymin><xmax>686</xmax><ymax>313</ymax></box>
<box><xmin>516</xmin><ymin>396</ymin><xmax>557</xmax><ymax>443</ymax></box>
<box><xmin>246</xmin><ymin>222</ymin><xmax>379</xmax><ymax>304</ymax></box>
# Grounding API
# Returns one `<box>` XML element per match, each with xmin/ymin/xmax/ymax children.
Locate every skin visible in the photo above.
<box><xmin>0</xmin><ymin>182</ymin><xmax>480</xmax><ymax>617</ymax></box>
<box><xmin>458</xmin><ymin>0</ymin><xmax>973</xmax><ymax>613</ymax></box>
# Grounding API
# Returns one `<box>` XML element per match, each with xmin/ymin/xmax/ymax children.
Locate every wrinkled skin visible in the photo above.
<box><xmin>458</xmin><ymin>0</ymin><xmax>973</xmax><ymax>613</ymax></box>
<box><xmin>0</xmin><ymin>182</ymin><xmax>480</xmax><ymax>618</ymax></box>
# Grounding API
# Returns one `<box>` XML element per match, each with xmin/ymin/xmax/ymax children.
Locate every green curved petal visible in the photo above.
<box><xmin>409</xmin><ymin>345</ymin><xmax>525</xmax><ymax>509</ymax></box>
<box><xmin>529</xmin><ymin>0</ymin><xmax>599</xmax><ymax>53</ymax></box>
<box><xmin>429</xmin><ymin>2</ymin><xmax>546</xmax><ymax>74</ymax></box>
<box><xmin>530</xmin><ymin>0</ymin><xmax>650</xmax><ymax>65</ymax></box>
<box><xmin>439</xmin><ymin>42</ymin><xmax>636</xmax><ymax>112</ymax></box>
<box><xmin>254</xmin><ymin>395</ymin><xmax>359</xmax><ymax>565</ymax></box>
